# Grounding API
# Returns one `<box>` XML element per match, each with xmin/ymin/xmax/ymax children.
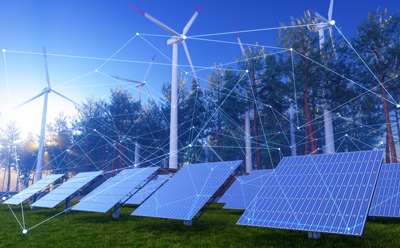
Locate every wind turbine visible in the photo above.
<box><xmin>233</xmin><ymin>26</ymin><xmax>252</xmax><ymax>174</ymax></box>
<box><xmin>106</xmin><ymin>54</ymin><xmax>156</xmax><ymax>167</ymax></box>
<box><xmin>130</xmin><ymin>4</ymin><xmax>202</xmax><ymax>169</ymax></box>
<box><xmin>15</xmin><ymin>48</ymin><xmax>79</xmax><ymax>182</ymax></box>
<box><xmin>310</xmin><ymin>0</ymin><xmax>336</xmax><ymax>154</ymax></box>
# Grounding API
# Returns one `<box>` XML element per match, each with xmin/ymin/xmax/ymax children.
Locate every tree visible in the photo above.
<box><xmin>0</xmin><ymin>121</ymin><xmax>21</xmax><ymax>192</ymax></box>
<box><xmin>353</xmin><ymin>8</ymin><xmax>400</xmax><ymax>163</ymax></box>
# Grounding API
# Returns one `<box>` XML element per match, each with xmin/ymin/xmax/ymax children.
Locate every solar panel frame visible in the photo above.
<box><xmin>3</xmin><ymin>174</ymin><xmax>65</xmax><ymax>205</ymax></box>
<box><xmin>124</xmin><ymin>175</ymin><xmax>171</xmax><ymax>205</ymax></box>
<box><xmin>237</xmin><ymin>151</ymin><xmax>384</xmax><ymax>236</ymax></box>
<box><xmin>30</xmin><ymin>171</ymin><xmax>103</xmax><ymax>208</ymax></box>
<box><xmin>71</xmin><ymin>167</ymin><xmax>158</xmax><ymax>213</ymax></box>
<box><xmin>223</xmin><ymin>170</ymin><xmax>273</xmax><ymax>210</ymax></box>
<box><xmin>369</xmin><ymin>163</ymin><xmax>400</xmax><ymax>217</ymax></box>
<box><xmin>131</xmin><ymin>161</ymin><xmax>242</xmax><ymax>221</ymax></box>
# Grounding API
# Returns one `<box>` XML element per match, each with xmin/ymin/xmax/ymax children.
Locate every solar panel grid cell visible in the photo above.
<box><xmin>369</xmin><ymin>163</ymin><xmax>400</xmax><ymax>217</ymax></box>
<box><xmin>31</xmin><ymin>171</ymin><xmax>103</xmax><ymax>208</ymax></box>
<box><xmin>3</xmin><ymin>174</ymin><xmax>65</xmax><ymax>205</ymax></box>
<box><xmin>237</xmin><ymin>150</ymin><xmax>384</xmax><ymax>236</ymax></box>
<box><xmin>223</xmin><ymin>170</ymin><xmax>272</xmax><ymax>210</ymax></box>
<box><xmin>124</xmin><ymin>175</ymin><xmax>171</xmax><ymax>205</ymax></box>
<box><xmin>131</xmin><ymin>161</ymin><xmax>242</xmax><ymax>221</ymax></box>
<box><xmin>218</xmin><ymin>176</ymin><xmax>248</xmax><ymax>204</ymax></box>
<box><xmin>72</xmin><ymin>167</ymin><xmax>158</xmax><ymax>213</ymax></box>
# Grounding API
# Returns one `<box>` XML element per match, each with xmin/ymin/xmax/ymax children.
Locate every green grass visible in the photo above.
<box><xmin>1</xmin><ymin>203</ymin><xmax>400</xmax><ymax>248</ymax></box>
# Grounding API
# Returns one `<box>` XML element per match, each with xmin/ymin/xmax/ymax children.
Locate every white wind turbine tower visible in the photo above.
<box><xmin>310</xmin><ymin>0</ymin><xmax>337</xmax><ymax>154</ymax></box>
<box><xmin>15</xmin><ymin>48</ymin><xmax>79</xmax><ymax>182</ymax></box>
<box><xmin>130</xmin><ymin>4</ymin><xmax>202</xmax><ymax>169</ymax></box>
<box><xmin>107</xmin><ymin>54</ymin><xmax>156</xmax><ymax>167</ymax></box>
<box><xmin>233</xmin><ymin>26</ymin><xmax>252</xmax><ymax>174</ymax></box>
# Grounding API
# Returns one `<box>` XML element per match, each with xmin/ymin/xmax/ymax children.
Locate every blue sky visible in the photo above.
<box><xmin>0</xmin><ymin>0</ymin><xmax>398</xmax><ymax>135</ymax></box>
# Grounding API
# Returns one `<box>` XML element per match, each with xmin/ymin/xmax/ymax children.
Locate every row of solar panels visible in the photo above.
<box><xmin>2</xmin><ymin>150</ymin><xmax>399</xmax><ymax>238</ymax></box>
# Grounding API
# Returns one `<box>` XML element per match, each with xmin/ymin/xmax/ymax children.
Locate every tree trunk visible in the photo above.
<box><xmin>6</xmin><ymin>148</ymin><xmax>11</xmax><ymax>192</ymax></box>
<box><xmin>302</xmin><ymin>52</ymin><xmax>318</xmax><ymax>154</ymax></box>
<box><xmin>379</xmin><ymin>70</ymin><xmax>397</xmax><ymax>163</ymax></box>
<box><xmin>305</xmin><ymin>126</ymin><xmax>309</xmax><ymax>155</ymax></box>
<box><xmin>386</xmin><ymin>134</ymin><xmax>390</xmax><ymax>163</ymax></box>
<box><xmin>395</xmin><ymin>109</ymin><xmax>400</xmax><ymax>145</ymax></box>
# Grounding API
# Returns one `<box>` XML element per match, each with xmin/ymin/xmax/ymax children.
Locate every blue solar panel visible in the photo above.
<box><xmin>218</xmin><ymin>176</ymin><xmax>247</xmax><ymax>204</ymax></box>
<box><xmin>237</xmin><ymin>150</ymin><xmax>384</xmax><ymax>236</ymax></box>
<box><xmin>131</xmin><ymin>161</ymin><xmax>242</xmax><ymax>221</ymax></box>
<box><xmin>369</xmin><ymin>163</ymin><xmax>400</xmax><ymax>217</ymax></box>
<box><xmin>3</xmin><ymin>174</ymin><xmax>65</xmax><ymax>205</ymax></box>
<box><xmin>31</xmin><ymin>171</ymin><xmax>103</xmax><ymax>208</ymax></box>
<box><xmin>125</xmin><ymin>175</ymin><xmax>171</xmax><ymax>205</ymax></box>
<box><xmin>72</xmin><ymin>167</ymin><xmax>158</xmax><ymax>213</ymax></box>
<box><xmin>224</xmin><ymin>170</ymin><xmax>272</xmax><ymax>210</ymax></box>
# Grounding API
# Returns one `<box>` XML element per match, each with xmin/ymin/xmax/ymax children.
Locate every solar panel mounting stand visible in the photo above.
<box><xmin>65</xmin><ymin>196</ymin><xmax>71</xmax><ymax>214</ymax></box>
<box><xmin>112</xmin><ymin>203</ymin><xmax>120</xmax><ymax>219</ymax></box>
<box><xmin>183</xmin><ymin>220</ymin><xmax>193</xmax><ymax>226</ymax></box>
<box><xmin>308</xmin><ymin>231</ymin><xmax>321</xmax><ymax>239</ymax></box>
<box><xmin>188</xmin><ymin>169</ymin><xmax>239</xmax><ymax>226</ymax></box>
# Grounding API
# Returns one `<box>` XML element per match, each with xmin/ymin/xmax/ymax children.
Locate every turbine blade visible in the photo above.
<box><xmin>309</xmin><ymin>8</ymin><xmax>328</xmax><ymax>23</ymax></box>
<box><xmin>143</xmin><ymin>84</ymin><xmax>155</xmax><ymax>103</ymax></box>
<box><xmin>233</xmin><ymin>25</ymin><xmax>246</xmax><ymax>56</ymax></box>
<box><xmin>182</xmin><ymin>40</ymin><xmax>202</xmax><ymax>96</ymax></box>
<box><xmin>328</xmin><ymin>0</ymin><xmax>334</xmax><ymax>21</ymax></box>
<box><xmin>130</xmin><ymin>3</ymin><xmax>180</xmax><ymax>36</ymax></box>
<box><xmin>329</xmin><ymin>27</ymin><xmax>338</xmax><ymax>60</ymax></box>
<box><xmin>14</xmin><ymin>91</ymin><xmax>46</xmax><ymax>109</ymax></box>
<box><xmin>143</xmin><ymin>54</ymin><xmax>156</xmax><ymax>82</ymax></box>
<box><xmin>182</xmin><ymin>5</ymin><xmax>202</xmax><ymax>36</ymax></box>
<box><xmin>43</xmin><ymin>47</ymin><xmax>51</xmax><ymax>87</ymax></box>
<box><xmin>109</xmin><ymin>74</ymin><xmax>143</xmax><ymax>84</ymax></box>
<box><xmin>52</xmin><ymin>90</ymin><xmax>80</xmax><ymax>106</ymax></box>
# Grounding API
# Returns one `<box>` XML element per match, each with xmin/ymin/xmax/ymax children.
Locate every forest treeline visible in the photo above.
<box><xmin>1</xmin><ymin>9</ymin><xmax>400</xmax><ymax>190</ymax></box>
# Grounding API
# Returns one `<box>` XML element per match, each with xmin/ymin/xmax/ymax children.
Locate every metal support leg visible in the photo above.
<box><xmin>31</xmin><ymin>194</ymin><xmax>37</xmax><ymax>210</ymax></box>
<box><xmin>112</xmin><ymin>204</ymin><xmax>120</xmax><ymax>219</ymax></box>
<box><xmin>308</xmin><ymin>231</ymin><xmax>321</xmax><ymax>239</ymax></box>
<box><xmin>183</xmin><ymin>220</ymin><xmax>192</xmax><ymax>226</ymax></box>
<box><xmin>65</xmin><ymin>197</ymin><xmax>71</xmax><ymax>214</ymax></box>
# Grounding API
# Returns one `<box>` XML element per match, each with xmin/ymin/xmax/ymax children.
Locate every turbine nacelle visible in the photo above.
<box><xmin>167</xmin><ymin>36</ymin><xmax>184</xmax><ymax>46</ymax></box>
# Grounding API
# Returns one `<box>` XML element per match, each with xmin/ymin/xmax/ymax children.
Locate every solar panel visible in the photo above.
<box><xmin>30</xmin><ymin>171</ymin><xmax>103</xmax><ymax>208</ymax></box>
<box><xmin>131</xmin><ymin>161</ymin><xmax>242</xmax><ymax>221</ymax></box>
<box><xmin>124</xmin><ymin>175</ymin><xmax>171</xmax><ymax>205</ymax></box>
<box><xmin>237</xmin><ymin>150</ymin><xmax>384</xmax><ymax>236</ymax></box>
<box><xmin>224</xmin><ymin>170</ymin><xmax>272</xmax><ymax>210</ymax></box>
<box><xmin>72</xmin><ymin>167</ymin><xmax>158</xmax><ymax>213</ymax></box>
<box><xmin>3</xmin><ymin>174</ymin><xmax>65</xmax><ymax>205</ymax></box>
<box><xmin>218</xmin><ymin>175</ymin><xmax>247</xmax><ymax>204</ymax></box>
<box><xmin>369</xmin><ymin>163</ymin><xmax>400</xmax><ymax>217</ymax></box>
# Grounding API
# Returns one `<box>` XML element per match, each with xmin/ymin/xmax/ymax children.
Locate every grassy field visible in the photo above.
<box><xmin>1</xmin><ymin>203</ymin><xmax>400</xmax><ymax>248</ymax></box>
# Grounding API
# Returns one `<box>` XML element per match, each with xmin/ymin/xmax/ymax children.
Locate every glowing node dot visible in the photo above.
<box><xmin>345</xmin><ymin>134</ymin><xmax>348</xmax><ymax>136</ymax></box>
<box><xmin>2</xmin><ymin>49</ymin><xmax>6</xmax><ymax>53</ymax></box>
<box><xmin>245</xmin><ymin>70</ymin><xmax>249</xmax><ymax>73</ymax></box>
<box><xmin>278</xmin><ymin>148</ymin><xmax>281</xmax><ymax>151</ymax></box>
<box><xmin>182</xmin><ymin>35</ymin><xmax>187</xmax><ymax>40</ymax></box>
<box><xmin>330</xmin><ymin>20</ymin><xmax>336</xmax><ymax>25</ymax></box>
<box><xmin>22</xmin><ymin>229</ymin><xmax>27</xmax><ymax>234</ymax></box>
<box><xmin>347</xmin><ymin>228</ymin><xmax>350</xmax><ymax>231</ymax></box>
<box><xmin>290</xmin><ymin>146</ymin><xmax>292</xmax><ymax>148</ymax></box>
<box><xmin>188</xmin><ymin>144</ymin><xmax>192</xmax><ymax>147</ymax></box>
<box><xmin>185</xmin><ymin>72</ymin><xmax>188</xmax><ymax>74</ymax></box>
<box><xmin>289</xmin><ymin>48</ymin><xmax>293</xmax><ymax>51</ymax></box>
<box><xmin>94</xmin><ymin>69</ymin><xmax>98</xmax><ymax>72</ymax></box>
<box><xmin>136</xmin><ymin>32</ymin><xmax>139</xmax><ymax>35</ymax></box>
<box><xmin>94</xmin><ymin>129</ymin><xmax>97</xmax><ymax>132</ymax></box>
<box><xmin>134</xmin><ymin>164</ymin><xmax>137</xmax><ymax>167</ymax></box>
<box><xmin>381</xmin><ymin>142</ymin><xmax>384</xmax><ymax>144</ymax></box>
<box><xmin>2</xmin><ymin>197</ymin><xmax>5</xmax><ymax>200</ymax></box>
<box><xmin>297</xmin><ymin>127</ymin><xmax>300</xmax><ymax>130</ymax></box>
<box><xmin>397</xmin><ymin>104</ymin><xmax>400</xmax><ymax>108</ymax></box>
